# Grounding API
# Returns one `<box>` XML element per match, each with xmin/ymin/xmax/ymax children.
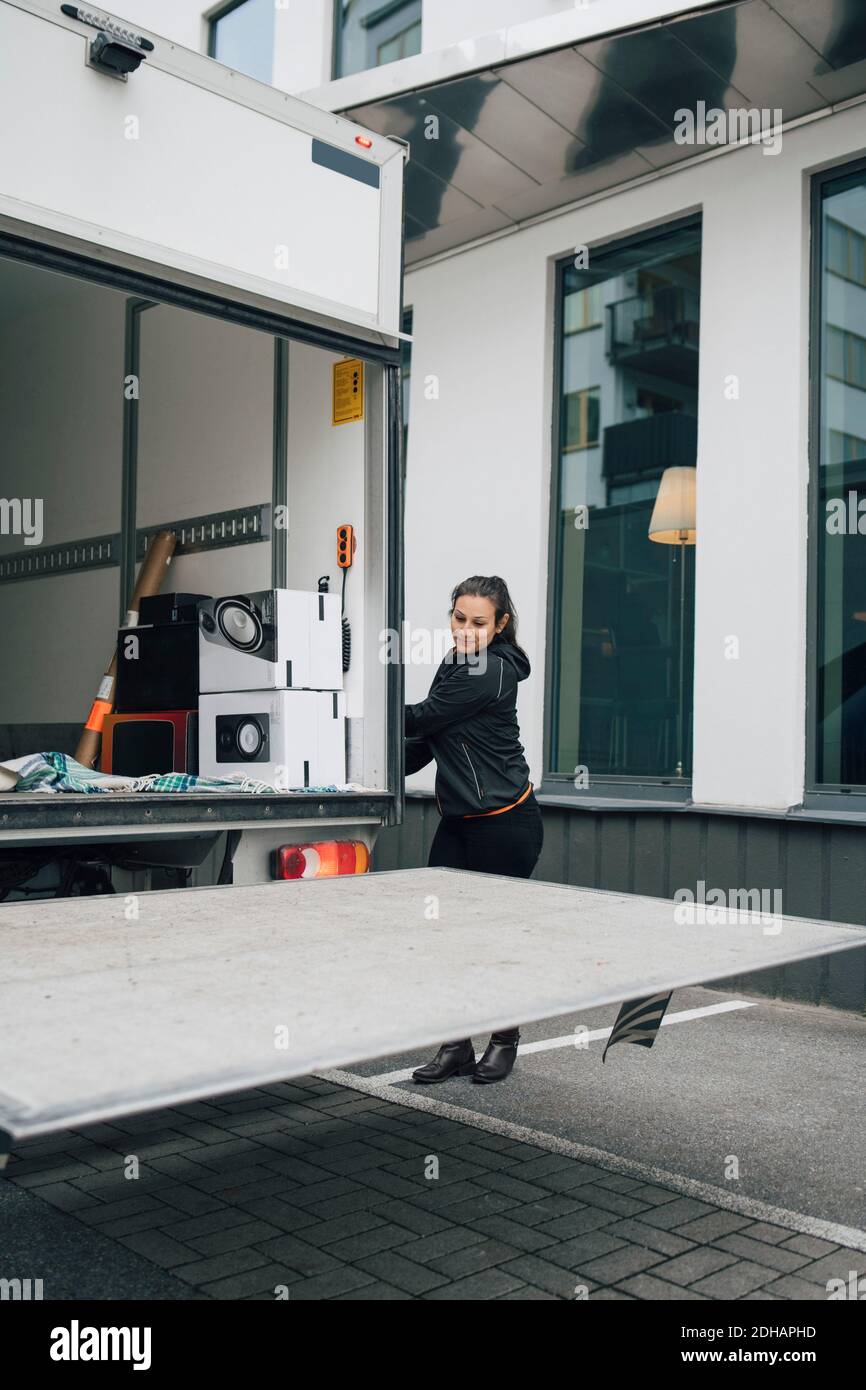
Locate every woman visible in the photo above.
<box><xmin>404</xmin><ymin>575</ymin><xmax>544</xmax><ymax>1085</ymax></box>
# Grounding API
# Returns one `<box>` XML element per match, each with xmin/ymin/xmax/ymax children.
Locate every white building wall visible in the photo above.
<box><xmin>113</xmin><ymin>0</ymin><xmax>205</xmax><ymax>50</ymax></box>
<box><xmin>113</xmin><ymin>0</ymin><xmax>579</xmax><ymax>90</ymax></box>
<box><xmin>404</xmin><ymin>105</ymin><xmax>866</xmax><ymax>813</ymax></box>
<box><xmin>272</xmin><ymin>1</ymin><xmax>334</xmax><ymax>94</ymax></box>
<box><xmin>110</xmin><ymin>0</ymin><xmax>727</xmax><ymax>104</ymax></box>
<box><xmin>421</xmin><ymin>0</ymin><xmax>575</xmax><ymax>51</ymax></box>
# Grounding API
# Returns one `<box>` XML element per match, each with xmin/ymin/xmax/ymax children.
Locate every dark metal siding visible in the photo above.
<box><xmin>373</xmin><ymin>797</ymin><xmax>866</xmax><ymax>1011</ymax></box>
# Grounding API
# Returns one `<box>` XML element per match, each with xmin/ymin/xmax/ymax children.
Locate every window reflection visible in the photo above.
<box><xmin>816</xmin><ymin>170</ymin><xmax>866</xmax><ymax>786</ymax></box>
<box><xmin>551</xmin><ymin>223</ymin><xmax>701</xmax><ymax>782</ymax></box>
<box><xmin>209</xmin><ymin>0</ymin><xmax>274</xmax><ymax>84</ymax></box>
<box><xmin>335</xmin><ymin>0</ymin><xmax>422</xmax><ymax>79</ymax></box>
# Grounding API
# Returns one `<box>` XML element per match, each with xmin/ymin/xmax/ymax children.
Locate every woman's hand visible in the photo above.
<box><xmin>405</xmin><ymin>736</ymin><xmax>434</xmax><ymax>775</ymax></box>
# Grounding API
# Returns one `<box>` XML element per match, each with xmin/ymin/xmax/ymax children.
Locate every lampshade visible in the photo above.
<box><xmin>648</xmin><ymin>466</ymin><xmax>696</xmax><ymax>544</ymax></box>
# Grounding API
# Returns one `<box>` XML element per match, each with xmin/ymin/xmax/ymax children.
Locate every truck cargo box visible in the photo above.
<box><xmin>0</xmin><ymin>1</ymin><xmax>408</xmax><ymax>888</ymax></box>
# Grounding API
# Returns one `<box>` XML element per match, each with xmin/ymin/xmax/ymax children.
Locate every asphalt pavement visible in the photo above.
<box><xmin>1</xmin><ymin>985</ymin><xmax>863</xmax><ymax>1300</ymax></box>
<box><xmin>337</xmin><ymin>984</ymin><xmax>866</xmax><ymax>1235</ymax></box>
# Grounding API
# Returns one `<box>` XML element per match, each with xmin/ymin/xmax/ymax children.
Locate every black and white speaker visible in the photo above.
<box><xmin>198</xmin><ymin>689</ymin><xmax>346</xmax><ymax>787</ymax></box>
<box><xmin>198</xmin><ymin>589</ymin><xmax>342</xmax><ymax>694</ymax></box>
<box><xmin>115</xmin><ymin>593</ymin><xmax>210</xmax><ymax>713</ymax></box>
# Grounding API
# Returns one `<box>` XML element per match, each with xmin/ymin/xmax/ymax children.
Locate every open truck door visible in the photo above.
<box><xmin>0</xmin><ymin>0</ymin><xmax>408</xmax><ymax>889</ymax></box>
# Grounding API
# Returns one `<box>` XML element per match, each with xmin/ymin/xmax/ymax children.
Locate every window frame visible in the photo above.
<box><xmin>805</xmin><ymin>153</ymin><xmax>866</xmax><ymax>808</ymax></box>
<box><xmin>542</xmin><ymin>214</ymin><xmax>702</xmax><ymax>803</ymax></box>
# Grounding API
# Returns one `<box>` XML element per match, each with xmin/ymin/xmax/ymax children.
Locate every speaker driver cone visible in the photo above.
<box><xmin>236</xmin><ymin>718</ymin><xmax>265</xmax><ymax>759</ymax></box>
<box><xmin>216</xmin><ymin>599</ymin><xmax>262</xmax><ymax>652</ymax></box>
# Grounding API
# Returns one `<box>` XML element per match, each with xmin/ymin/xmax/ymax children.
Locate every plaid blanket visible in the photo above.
<box><xmin>0</xmin><ymin>751</ymin><xmax>358</xmax><ymax>797</ymax></box>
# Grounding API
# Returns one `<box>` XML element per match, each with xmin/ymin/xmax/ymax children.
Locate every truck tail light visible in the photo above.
<box><xmin>273</xmin><ymin>840</ymin><xmax>370</xmax><ymax>879</ymax></box>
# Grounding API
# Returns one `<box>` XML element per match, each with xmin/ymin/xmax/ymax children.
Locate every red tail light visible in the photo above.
<box><xmin>273</xmin><ymin>840</ymin><xmax>370</xmax><ymax>879</ymax></box>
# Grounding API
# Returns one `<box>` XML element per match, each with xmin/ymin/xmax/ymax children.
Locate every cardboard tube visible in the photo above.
<box><xmin>74</xmin><ymin>530</ymin><xmax>177</xmax><ymax>768</ymax></box>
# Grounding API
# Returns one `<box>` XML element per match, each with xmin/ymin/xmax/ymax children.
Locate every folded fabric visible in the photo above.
<box><xmin>0</xmin><ymin>751</ymin><xmax>365</xmax><ymax>797</ymax></box>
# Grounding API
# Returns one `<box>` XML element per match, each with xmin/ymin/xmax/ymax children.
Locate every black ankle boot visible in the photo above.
<box><xmin>473</xmin><ymin>1029</ymin><xmax>520</xmax><ymax>1084</ymax></box>
<box><xmin>412</xmin><ymin>1039</ymin><xmax>475</xmax><ymax>1084</ymax></box>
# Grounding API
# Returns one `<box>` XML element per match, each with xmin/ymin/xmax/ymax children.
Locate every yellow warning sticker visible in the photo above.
<box><xmin>333</xmin><ymin>358</ymin><xmax>364</xmax><ymax>425</ymax></box>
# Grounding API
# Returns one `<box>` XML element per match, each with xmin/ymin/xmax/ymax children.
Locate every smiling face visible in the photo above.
<box><xmin>451</xmin><ymin>593</ymin><xmax>509</xmax><ymax>654</ymax></box>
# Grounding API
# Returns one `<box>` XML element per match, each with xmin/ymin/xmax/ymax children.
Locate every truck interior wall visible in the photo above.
<box><xmin>136</xmin><ymin>323</ymin><xmax>381</xmax><ymax>789</ymax></box>
<box><xmin>133</xmin><ymin>301</ymin><xmax>272</xmax><ymax>597</ymax></box>
<box><xmin>285</xmin><ymin>340</ymin><xmax>385</xmax><ymax>787</ymax></box>
<box><xmin>0</xmin><ymin>257</ymin><xmax>388</xmax><ymax>794</ymax></box>
<box><xmin>286</xmin><ymin>340</ymin><xmax>365</xmax><ymax>705</ymax></box>
<box><xmin>0</xmin><ymin>261</ymin><xmax>124</xmax><ymax>747</ymax></box>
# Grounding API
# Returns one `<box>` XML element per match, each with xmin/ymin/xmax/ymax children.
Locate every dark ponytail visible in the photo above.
<box><xmin>449</xmin><ymin>575</ymin><xmax>528</xmax><ymax>662</ymax></box>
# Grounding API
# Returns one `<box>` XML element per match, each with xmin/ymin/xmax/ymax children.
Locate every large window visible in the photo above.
<box><xmin>208</xmin><ymin>0</ymin><xmax>274</xmax><ymax>84</ymax></box>
<box><xmin>548</xmin><ymin>220</ymin><xmax>701</xmax><ymax>788</ymax></box>
<box><xmin>813</xmin><ymin>163</ymin><xmax>866</xmax><ymax>788</ymax></box>
<box><xmin>334</xmin><ymin>0</ymin><xmax>422</xmax><ymax>79</ymax></box>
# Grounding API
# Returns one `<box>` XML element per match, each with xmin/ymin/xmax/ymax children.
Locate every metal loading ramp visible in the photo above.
<box><xmin>1</xmin><ymin>867</ymin><xmax>865</xmax><ymax>1153</ymax></box>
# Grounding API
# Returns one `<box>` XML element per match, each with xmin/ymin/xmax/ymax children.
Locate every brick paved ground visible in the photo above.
<box><xmin>3</xmin><ymin>1077</ymin><xmax>861</xmax><ymax>1300</ymax></box>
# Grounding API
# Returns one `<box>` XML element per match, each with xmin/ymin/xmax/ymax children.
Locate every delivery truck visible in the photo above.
<box><xmin>0</xmin><ymin>0</ymin><xmax>408</xmax><ymax>896</ymax></box>
<box><xmin>3</xmin><ymin>0</ymin><xmax>866</xmax><ymax>1194</ymax></box>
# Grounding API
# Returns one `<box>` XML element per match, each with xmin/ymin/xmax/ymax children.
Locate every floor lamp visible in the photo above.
<box><xmin>648</xmin><ymin>466</ymin><xmax>696</xmax><ymax>779</ymax></box>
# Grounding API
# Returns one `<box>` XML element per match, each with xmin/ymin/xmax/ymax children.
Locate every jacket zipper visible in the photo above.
<box><xmin>461</xmin><ymin>741</ymin><xmax>483</xmax><ymax>804</ymax></box>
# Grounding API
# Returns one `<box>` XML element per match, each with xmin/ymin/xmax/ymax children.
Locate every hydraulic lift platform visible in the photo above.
<box><xmin>2</xmin><ymin>868</ymin><xmax>865</xmax><ymax>1164</ymax></box>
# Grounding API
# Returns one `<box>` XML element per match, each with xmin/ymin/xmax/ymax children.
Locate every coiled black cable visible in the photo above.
<box><xmin>319</xmin><ymin>572</ymin><xmax>351</xmax><ymax>674</ymax></box>
<box><xmin>341</xmin><ymin>566</ymin><xmax>351</xmax><ymax>673</ymax></box>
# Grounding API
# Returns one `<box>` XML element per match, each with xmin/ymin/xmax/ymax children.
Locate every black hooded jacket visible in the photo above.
<box><xmin>404</xmin><ymin>633</ymin><xmax>532</xmax><ymax>817</ymax></box>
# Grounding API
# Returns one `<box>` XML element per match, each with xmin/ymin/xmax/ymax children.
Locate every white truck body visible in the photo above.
<box><xmin>0</xmin><ymin>0</ymin><xmax>404</xmax><ymax>342</ymax></box>
<box><xmin>0</xmin><ymin>0</ymin><xmax>408</xmax><ymax>889</ymax></box>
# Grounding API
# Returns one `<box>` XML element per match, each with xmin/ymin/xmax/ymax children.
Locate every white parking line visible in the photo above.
<box><xmin>362</xmin><ymin>999</ymin><xmax>758</xmax><ymax>1086</ymax></box>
